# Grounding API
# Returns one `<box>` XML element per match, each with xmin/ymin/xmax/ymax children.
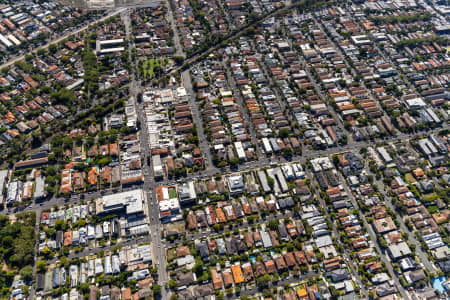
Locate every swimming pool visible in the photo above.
<box><xmin>432</xmin><ymin>276</ymin><xmax>447</xmax><ymax>294</ymax></box>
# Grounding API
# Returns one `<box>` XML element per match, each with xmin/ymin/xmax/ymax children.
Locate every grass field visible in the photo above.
<box><xmin>142</xmin><ymin>59</ymin><xmax>160</xmax><ymax>78</ymax></box>
<box><xmin>142</xmin><ymin>58</ymin><xmax>169</xmax><ymax>79</ymax></box>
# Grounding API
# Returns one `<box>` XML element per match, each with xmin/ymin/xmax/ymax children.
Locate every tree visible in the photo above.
<box><xmin>60</xmin><ymin>256</ymin><xmax>70</xmax><ymax>269</ymax></box>
<box><xmin>54</xmin><ymin>220</ymin><xmax>66</xmax><ymax>231</ymax></box>
<box><xmin>2</xmin><ymin>236</ymin><xmax>12</xmax><ymax>248</ymax></box>
<box><xmin>50</xmin><ymin>88</ymin><xmax>76</xmax><ymax>106</ymax></box>
<box><xmin>267</xmin><ymin>219</ymin><xmax>279</xmax><ymax>231</ymax></box>
<box><xmin>42</xmin><ymin>247</ymin><xmax>54</xmax><ymax>259</ymax></box>
<box><xmin>267</xmin><ymin>177</ymin><xmax>275</xmax><ymax>188</ymax></box>
<box><xmin>278</xmin><ymin>128</ymin><xmax>289</xmax><ymax>139</ymax></box>
<box><xmin>36</xmin><ymin>261</ymin><xmax>47</xmax><ymax>273</ymax></box>
<box><xmin>173</xmin><ymin>56</ymin><xmax>184</xmax><ymax>65</ymax></box>
<box><xmin>20</xmin><ymin>266</ymin><xmax>33</xmax><ymax>282</ymax></box>
<box><xmin>168</xmin><ymin>279</ymin><xmax>177</xmax><ymax>290</ymax></box>
<box><xmin>257</xmin><ymin>274</ymin><xmax>271</xmax><ymax>288</ymax></box>
<box><xmin>226</xmin><ymin>287</ymin><xmax>233</xmax><ymax>295</ymax></box>
<box><xmin>80</xmin><ymin>282</ymin><xmax>90</xmax><ymax>294</ymax></box>
<box><xmin>263</xmin><ymin>289</ymin><xmax>272</xmax><ymax>298</ymax></box>
<box><xmin>37</xmin><ymin>48</ymin><xmax>47</xmax><ymax>56</ymax></box>
<box><xmin>282</xmin><ymin>147</ymin><xmax>293</xmax><ymax>157</ymax></box>
<box><xmin>48</xmin><ymin>44</ymin><xmax>58</xmax><ymax>54</ymax></box>
<box><xmin>152</xmin><ymin>284</ymin><xmax>162</xmax><ymax>296</ymax></box>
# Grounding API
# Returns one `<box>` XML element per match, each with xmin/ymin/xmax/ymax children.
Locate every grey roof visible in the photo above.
<box><xmin>409</xmin><ymin>269</ymin><xmax>426</xmax><ymax>282</ymax></box>
<box><xmin>260</xmin><ymin>231</ymin><xmax>272</xmax><ymax>248</ymax></box>
<box><xmin>194</xmin><ymin>284</ymin><xmax>214</xmax><ymax>297</ymax></box>
<box><xmin>177</xmin><ymin>271</ymin><xmax>196</xmax><ymax>286</ymax></box>
<box><xmin>327</xmin><ymin>268</ymin><xmax>349</xmax><ymax>282</ymax></box>
<box><xmin>195</xmin><ymin>241</ymin><xmax>209</xmax><ymax>259</ymax></box>
<box><xmin>36</xmin><ymin>273</ymin><xmax>44</xmax><ymax>290</ymax></box>
<box><xmin>376</xmin><ymin>282</ymin><xmax>396</xmax><ymax>297</ymax></box>
<box><xmin>438</xmin><ymin>259</ymin><xmax>450</xmax><ymax>273</ymax></box>
<box><xmin>338</xmin><ymin>292</ymin><xmax>359</xmax><ymax>300</ymax></box>
<box><xmin>278</xmin><ymin>224</ymin><xmax>288</xmax><ymax>239</ymax></box>
<box><xmin>216</xmin><ymin>238</ymin><xmax>227</xmax><ymax>254</ymax></box>
<box><xmin>388</xmin><ymin>242</ymin><xmax>411</xmax><ymax>259</ymax></box>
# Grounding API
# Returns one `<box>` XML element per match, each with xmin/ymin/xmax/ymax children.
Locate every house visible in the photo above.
<box><xmin>227</xmin><ymin>175</ymin><xmax>244</xmax><ymax>194</ymax></box>
<box><xmin>231</xmin><ymin>264</ymin><xmax>244</xmax><ymax>284</ymax></box>
<box><xmin>193</xmin><ymin>284</ymin><xmax>214</xmax><ymax>297</ymax></box>
<box><xmin>195</xmin><ymin>241</ymin><xmax>209</xmax><ymax>260</ymax></box>
<box><xmin>177</xmin><ymin>271</ymin><xmax>196</xmax><ymax>286</ymax></box>
<box><xmin>294</xmin><ymin>251</ymin><xmax>307</xmax><ymax>265</ymax></box>
<box><xmin>327</xmin><ymin>268</ymin><xmax>349</xmax><ymax>282</ymax></box>
<box><xmin>260</xmin><ymin>231</ymin><xmax>272</xmax><ymax>248</ymax></box>
<box><xmin>284</xmin><ymin>252</ymin><xmax>296</xmax><ymax>269</ymax></box>
<box><xmin>265</xmin><ymin>260</ymin><xmax>276</xmax><ymax>273</ymax></box>
<box><xmin>210</xmin><ymin>269</ymin><xmax>223</xmax><ymax>289</ymax></box>
<box><xmin>222</xmin><ymin>269</ymin><xmax>233</xmax><ymax>287</ymax></box>
<box><xmin>373</xmin><ymin>217</ymin><xmax>396</xmax><ymax>234</ymax></box>
<box><xmin>274</xmin><ymin>256</ymin><xmax>287</xmax><ymax>271</ymax></box>
<box><xmin>241</xmin><ymin>262</ymin><xmax>253</xmax><ymax>282</ymax></box>
<box><xmin>405</xmin><ymin>269</ymin><xmax>426</xmax><ymax>284</ymax></box>
<box><xmin>376</xmin><ymin>282</ymin><xmax>396</xmax><ymax>297</ymax></box>
<box><xmin>253</xmin><ymin>261</ymin><xmax>266</xmax><ymax>277</ymax></box>
<box><xmin>296</xmin><ymin>287</ymin><xmax>308</xmax><ymax>300</ymax></box>
<box><xmin>388</xmin><ymin>242</ymin><xmax>412</xmax><ymax>260</ymax></box>
<box><xmin>88</xmin><ymin>167</ymin><xmax>99</xmax><ymax>186</ymax></box>
<box><xmin>278</xmin><ymin>223</ymin><xmax>289</xmax><ymax>241</ymax></box>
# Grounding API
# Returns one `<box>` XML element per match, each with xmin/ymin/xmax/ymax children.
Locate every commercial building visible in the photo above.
<box><xmin>178</xmin><ymin>181</ymin><xmax>196</xmax><ymax>206</ymax></box>
<box><xmin>96</xmin><ymin>189</ymin><xmax>145</xmax><ymax>216</ymax></box>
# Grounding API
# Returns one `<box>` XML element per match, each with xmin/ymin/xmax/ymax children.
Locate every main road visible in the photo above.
<box><xmin>122</xmin><ymin>7</ymin><xmax>169</xmax><ymax>299</ymax></box>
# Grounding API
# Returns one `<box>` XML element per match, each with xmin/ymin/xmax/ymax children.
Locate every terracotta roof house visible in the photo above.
<box><xmin>88</xmin><ymin>167</ymin><xmax>99</xmax><ymax>186</ymax></box>
<box><xmin>265</xmin><ymin>260</ymin><xmax>276</xmax><ymax>273</ymax></box>
<box><xmin>284</xmin><ymin>252</ymin><xmax>297</xmax><ymax>269</ymax></box>
<box><xmin>231</xmin><ymin>264</ymin><xmax>244</xmax><ymax>284</ymax></box>
<box><xmin>222</xmin><ymin>269</ymin><xmax>233</xmax><ymax>287</ymax></box>
<box><xmin>210</xmin><ymin>269</ymin><xmax>223</xmax><ymax>290</ymax></box>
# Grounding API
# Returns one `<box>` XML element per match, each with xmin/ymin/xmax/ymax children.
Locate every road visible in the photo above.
<box><xmin>0</xmin><ymin>2</ymin><xmax>446</xmax><ymax>298</ymax></box>
<box><xmin>305</xmin><ymin>171</ymin><xmax>369</xmax><ymax>298</ymax></box>
<box><xmin>28</xmin><ymin>213</ymin><xmax>41</xmax><ymax>300</ymax></box>
<box><xmin>181</xmin><ymin>70</ymin><xmax>218</xmax><ymax>174</ymax></box>
<box><xmin>366</xmin><ymin>163</ymin><xmax>437</xmax><ymax>273</ymax></box>
<box><xmin>5</xmin><ymin>123</ymin><xmax>448</xmax><ymax>219</ymax></box>
<box><xmin>122</xmin><ymin>7</ymin><xmax>169</xmax><ymax>300</ymax></box>
<box><xmin>160</xmin><ymin>0</ymin><xmax>339</xmax><ymax>82</ymax></box>
<box><xmin>165</xmin><ymin>0</ymin><xmax>184</xmax><ymax>58</ymax></box>
<box><xmin>224</xmin><ymin>59</ymin><xmax>264</xmax><ymax>159</ymax></box>
<box><xmin>338</xmin><ymin>172</ymin><xmax>410</xmax><ymax>300</ymax></box>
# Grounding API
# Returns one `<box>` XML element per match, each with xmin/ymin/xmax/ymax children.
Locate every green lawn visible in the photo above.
<box><xmin>426</xmin><ymin>205</ymin><xmax>439</xmax><ymax>214</ymax></box>
<box><xmin>168</xmin><ymin>188</ymin><xmax>177</xmax><ymax>199</ymax></box>
<box><xmin>405</xmin><ymin>173</ymin><xmax>416</xmax><ymax>184</ymax></box>
<box><xmin>422</xmin><ymin>192</ymin><xmax>438</xmax><ymax>202</ymax></box>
